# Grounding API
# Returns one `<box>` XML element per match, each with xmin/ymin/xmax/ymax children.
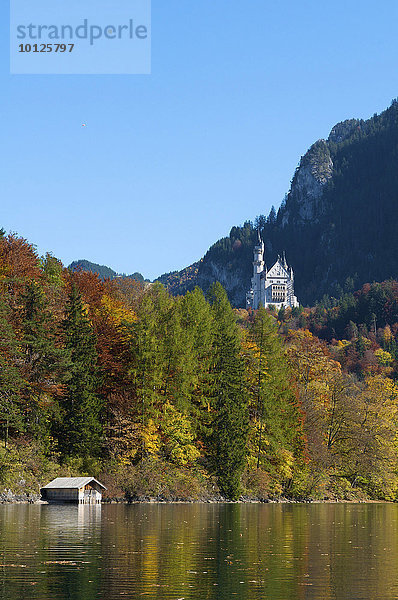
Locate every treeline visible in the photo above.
<box><xmin>1</xmin><ymin>231</ymin><xmax>398</xmax><ymax>501</ymax></box>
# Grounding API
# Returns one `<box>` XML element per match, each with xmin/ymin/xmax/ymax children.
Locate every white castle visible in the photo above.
<box><xmin>246</xmin><ymin>231</ymin><xmax>299</xmax><ymax>310</ymax></box>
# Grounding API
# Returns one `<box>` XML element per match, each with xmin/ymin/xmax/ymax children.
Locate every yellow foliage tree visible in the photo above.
<box><xmin>161</xmin><ymin>403</ymin><xmax>200</xmax><ymax>466</ymax></box>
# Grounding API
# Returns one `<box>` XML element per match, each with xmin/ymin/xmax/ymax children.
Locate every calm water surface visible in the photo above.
<box><xmin>0</xmin><ymin>502</ymin><xmax>397</xmax><ymax>599</ymax></box>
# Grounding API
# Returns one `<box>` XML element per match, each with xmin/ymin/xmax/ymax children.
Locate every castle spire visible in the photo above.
<box><xmin>257</xmin><ymin>228</ymin><xmax>262</xmax><ymax>245</ymax></box>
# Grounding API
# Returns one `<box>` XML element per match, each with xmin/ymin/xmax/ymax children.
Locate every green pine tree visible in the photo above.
<box><xmin>132</xmin><ymin>284</ymin><xmax>172</xmax><ymax>425</ymax></box>
<box><xmin>180</xmin><ymin>287</ymin><xmax>214</xmax><ymax>439</ymax></box>
<box><xmin>249</xmin><ymin>307</ymin><xmax>305</xmax><ymax>486</ymax></box>
<box><xmin>207</xmin><ymin>282</ymin><xmax>249</xmax><ymax>500</ymax></box>
<box><xmin>20</xmin><ymin>281</ymin><xmax>68</xmax><ymax>442</ymax></box>
<box><xmin>58</xmin><ymin>285</ymin><xmax>102</xmax><ymax>458</ymax></box>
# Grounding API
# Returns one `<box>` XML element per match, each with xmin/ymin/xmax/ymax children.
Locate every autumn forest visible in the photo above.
<box><xmin>1</xmin><ymin>230</ymin><xmax>398</xmax><ymax>502</ymax></box>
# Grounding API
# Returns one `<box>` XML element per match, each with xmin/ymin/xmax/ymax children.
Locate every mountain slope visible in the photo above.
<box><xmin>69</xmin><ymin>260</ymin><xmax>146</xmax><ymax>282</ymax></box>
<box><xmin>159</xmin><ymin>99</ymin><xmax>398</xmax><ymax>306</ymax></box>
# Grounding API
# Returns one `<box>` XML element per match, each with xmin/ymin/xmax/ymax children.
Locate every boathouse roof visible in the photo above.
<box><xmin>42</xmin><ymin>477</ymin><xmax>106</xmax><ymax>490</ymax></box>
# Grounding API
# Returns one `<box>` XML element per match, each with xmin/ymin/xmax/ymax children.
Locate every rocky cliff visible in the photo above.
<box><xmin>281</xmin><ymin>139</ymin><xmax>333</xmax><ymax>226</ymax></box>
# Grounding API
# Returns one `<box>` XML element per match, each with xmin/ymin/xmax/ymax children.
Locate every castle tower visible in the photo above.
<box><xmin>246</xmin><ymin>230</ymin><xmax>265</xmax><ymax>309</ymax></box>
<box><xmin>246</xmin><ymin>234</ymin><xmax>299</xmax><ymax>310</ymax></box>
<box><xmin>252</xmin><ymin>230</ymin><xmax>265</xmax><ymax>309</ymax></box>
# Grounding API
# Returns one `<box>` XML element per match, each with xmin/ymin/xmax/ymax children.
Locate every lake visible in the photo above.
<box><xmin>0</xmin><ymin>502</ymin><xmax>396</xmax><ymax>599</ymax></box>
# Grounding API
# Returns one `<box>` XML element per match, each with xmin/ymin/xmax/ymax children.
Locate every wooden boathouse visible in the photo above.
<box><xmin>40</xmin><ymin>477</ymin><xmax>106</xmax><ymax>504</ymax></box>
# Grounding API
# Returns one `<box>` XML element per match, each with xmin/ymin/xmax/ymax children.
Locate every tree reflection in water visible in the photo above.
<box><xmin>0</xmin><ymin>503</ymin><xmax>396</xmax><ymax>600</ymax></box>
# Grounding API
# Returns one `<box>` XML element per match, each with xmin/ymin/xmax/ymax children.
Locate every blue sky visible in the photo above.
<box><xmin>2</xmin><ymin>1</ymin><xmax>398</xmax><ymax>279</ymax></box>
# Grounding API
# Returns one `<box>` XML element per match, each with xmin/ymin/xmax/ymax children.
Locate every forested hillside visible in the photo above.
<box><xmin>69</xmin><ymin>259</ymin><xmax>146</xmax><ymax>283</ymax></box>
<box><xmin>159</xmin><ymin>99</ymin><xmax>398</xmax><ymax>306</ymax></box>
<box><xmin>1</xmin><ymin>230</ymin><xmax>398</xmax><ymax>501</ymax></box>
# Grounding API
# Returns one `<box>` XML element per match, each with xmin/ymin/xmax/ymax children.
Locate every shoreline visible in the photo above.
<box><xmin>0</xmin><ymin>495</ymin><xmax>391</xmax><ymax>506</ymax></box>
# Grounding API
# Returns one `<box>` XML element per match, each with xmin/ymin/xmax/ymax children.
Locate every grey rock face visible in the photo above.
<box><xmin>197</xmin><ymin>260</ymin><xmax>249</xmax><ymax>307</ymax></box>
<box><xmin>282</xmin><ymin>139</ymin><xmax>333</xmax><ymax>226</ymax></box>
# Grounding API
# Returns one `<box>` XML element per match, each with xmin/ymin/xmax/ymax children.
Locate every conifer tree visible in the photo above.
<box><xmin>207</xmin><ymin>282</ymin><xmax>248</xmax><ymax>500</ymax></box>
<box><xmin>160</xmin><ymin>296</ymin><xmax>192</xmax><ymax>411</ymax></box>
<box><xmin>129</xmin><ymin>283</ymin><xmax>173</xmax><ymax>457</ymax></box>
<box><xmin>58</xmin><ymin>284</ymin><xmax>102</xmax><ymax>457</ymax></box>
<box><xmin>20</xmin><ymin>281</ymin><xmax>67</xmax><ymax>441</ymax></box>
<box><xmin>249</xmin><ymin>307</ymin><xmax>305</xmax><ymax>485</ymax></box>
<box><xmin>180</xmin><ymin>288</ymin><xmax>214</xmax><ymax>437</ymax></box>
<box><xmin>134</xmin><ymin>285</ymin><xmax>171</xmax><ymax>411</ymax></box>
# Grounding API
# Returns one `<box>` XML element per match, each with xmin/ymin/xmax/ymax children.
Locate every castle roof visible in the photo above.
<box><xmin>267</xmin><ymin>256</ymin><xmax>290</xmax><ymax>279</ymax></box>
